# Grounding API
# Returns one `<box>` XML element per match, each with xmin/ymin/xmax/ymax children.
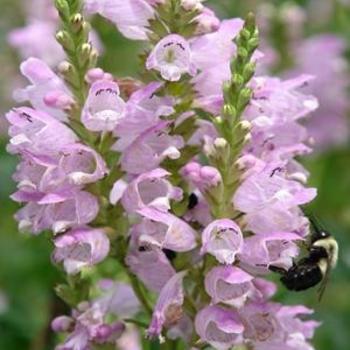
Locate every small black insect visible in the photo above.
<box><xmin>269</xmin><ymin>214</ymin><xmax>338</xmax><ymax>300</ymax></box>
<box><xmin>188</xmin><ymin>193</ymin><xmax>199</xmax><ymax>210</ymax></box>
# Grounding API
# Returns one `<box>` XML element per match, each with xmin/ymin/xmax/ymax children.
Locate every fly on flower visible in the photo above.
<box><xmin>269</xmin><ymin>213</ymin><xmax>338</xmax><ymax>301</ymax></box>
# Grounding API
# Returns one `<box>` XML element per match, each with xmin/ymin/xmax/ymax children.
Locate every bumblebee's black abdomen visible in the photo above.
<box><xmin>281</xmin><ymin>263</ymin><xmax>323</xmax><ymax>291</ymax></box>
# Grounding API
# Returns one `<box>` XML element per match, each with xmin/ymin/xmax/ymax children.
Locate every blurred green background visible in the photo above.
<box><xmin>0</xmin><ymin>0</ymin><xmax>350</xmax><ymax>349</ymax></box>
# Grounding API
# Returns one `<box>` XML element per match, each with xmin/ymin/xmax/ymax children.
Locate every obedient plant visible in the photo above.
<box><xmin>7</xmin><ymin>0</ymin><xmax>323</xmax><ymax>349</ymax></box>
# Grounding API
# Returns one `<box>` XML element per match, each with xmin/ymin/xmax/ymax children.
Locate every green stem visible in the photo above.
<box><xmin>125</xmin><ymin>269</ymin><xmax>153</xmax><ymax>316</ymax></box>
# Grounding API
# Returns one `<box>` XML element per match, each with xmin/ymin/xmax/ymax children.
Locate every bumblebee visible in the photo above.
<box><xmin>269</xmin><ymin>215</ymin><xmax>338</xmax><ymax>300</ymax></box>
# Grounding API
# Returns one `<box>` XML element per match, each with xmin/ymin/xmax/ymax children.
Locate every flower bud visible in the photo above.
<box><xmin>86</xmin><ymin>68</ymin><xmax>105</xmax><ymax>83</ymax></box>
<box><xmin>56</xmin><ymin>30</ymin><xmax>75</xmax><ymax>52</ymax></box>
<box><xmin>248</xmin><ymin>37</ymin><xmax>259</xmax><ymax>51</ymax></box>
<box><xmin>238</xmin><ymin>120</ymin><xmax>252</xmax><ymax>132</ymax></box>
<box><xmin>214</xmin><ymin>138</ymin><xmax>228</xmax><ymax>149</ymax></box>
<box><xmin>55</xmin><ymin>0</ymin><xmax>70</xmax><ymax>20</ymax></box>
<box><xmin>58</xmin><ymin>61</ymin><xmax>73</xmax><ymax>74</ymax></box>
<box><xmin>222</xmin><ymin>104</ymin><xmax>236</xmax><ymax>119</ymax></box>
<box><xmin>238</xmin><ymin>87</ymin><xmax>252</xmax><ymax>111</ymax></box>
<box><xmin>51</xmin><ymin>316</ymin><xmax>74</xmax><ymax>333</ymax></box>
<box><xmin>79</xmin><ymin>43</ymin><xmax>92</xmax><ymax>64</ymax></box>
<box><xmin>181</xmin><ymin>0</ymin><xmax>203</xmax><ymax>11</ymax></box>
<box><xmin>237</xmin><ymin>47</ymin><xmax>248</xmax><ymax>60</ymax></box>
<box><xmin>71</xmin><ymin>13</ymin><xmax>84</xmax><ymax>32</ymax></box>
<box><xmin>243</xmin><ymin>133</ymin><xmax>252</xmax><ymax>145</ymax></box>
<box><xmin>243</xmin><ymin>62</ymin><xmax>256</xmax><ymax>82</ymax></box>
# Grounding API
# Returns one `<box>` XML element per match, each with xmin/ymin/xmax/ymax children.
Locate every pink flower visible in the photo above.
<box><xmin>238</xmin><ymin>232</ymin><xmax>303</xmax><ymax>275</ymax></box>
<box><xmin>205</xmin><ymin>266</ymin><xmax>255</xmax><ymax>308</ymax></box>
<box><xmin>146</xmin><ymin>34</ymin><xmax>197</xmax><ymax>81</ymax></box>
<box><xmin>53</xmin><ymin>227</ymin><xmax>110</xmax><ymax>274</ymax></box>
<box><xmin>120</xmin><ymin>121</ymin><xmax>184</xmax><ymax>175</ymax></box>
<box><xmin>82</xmin><ymin>80</ymin><xmax>126</xmax><ymax>132</ymax></box>
<box><xmin>195</xmin><ymin>305</ymin><xmax>244</xmax><ymax>350</ymax></box>
<box><xmin>85</xmin><ymin>0</ymin><xmax>155</xmax><ymax>40</ymax></box>
<box><xmin>148</xmin><ymin>272</ymin><xmax>186</xmax><ymax>338</ymax></box>
<box><xmin>137</xmin><ymin>207</ymin><xmax>197</xmax><ymax>252</ymax></box>
<box><xmin>14</xmin><ymin>57</ymin><xmax>71</xmax><ymax>121</ymax></box>
<box><xmin>126</xmin><ymin>224</ymin><xmax>176</xmax><ymax>292</ymax></box>
<box><xmin>121</xmin><ymin>168</ymin><xmax>182</xmax><ymax>213</ymax></box>
<box><xmin>201</xmin><ymin>219</ymin><xmax>243</xmax><ymax>264</ymax></box>
<box><xmin>6</xmin><ymin>107</ymin><xmax>77</xmax><ymax>156</ymax></box>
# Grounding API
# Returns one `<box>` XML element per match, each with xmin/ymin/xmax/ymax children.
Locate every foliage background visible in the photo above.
<box><xmin>0</xmin><ymin>0</ymin><xmax>349</xmax><ymax>349</ymax></box>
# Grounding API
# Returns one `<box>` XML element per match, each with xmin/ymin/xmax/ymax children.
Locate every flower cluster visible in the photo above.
<box><xmin>7</xmin><ymin>0</ymin><xmax>323</xmax><ymax>349</ymax></box>
<box><xmin>257</xmin><ymin>2</ymin><xmax>350</xmax><ymax>150</ymax></box>
<box><xmin>8</xmin><ymin>0</ymin><xmax>102</xmax><ymax>67</ymax></box>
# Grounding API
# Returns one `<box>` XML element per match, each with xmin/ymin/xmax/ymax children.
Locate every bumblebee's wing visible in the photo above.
<box><xmin>317</xmin><ymin>258</ymin><xmax>332</xmax><ymax>302</ymax></box>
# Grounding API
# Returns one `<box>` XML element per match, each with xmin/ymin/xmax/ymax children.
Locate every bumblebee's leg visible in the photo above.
<box><xmin>269</xmin><ymin>265</ymin><xmax>287</xmax><ymax>275</ymax></box>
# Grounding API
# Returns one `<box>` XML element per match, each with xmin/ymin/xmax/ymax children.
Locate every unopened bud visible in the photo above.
<box><xmin>238</xmin><ymin>120</ymin><xmax>252</xmax><ymax>132</ymax></box>
<box><xmin>214</xmin><ymin>116</ymin><xmax>223</xmax><ymax>125</ymax></box>
<box><xmin>248</xmin><ymin>37</ymin><xmax>259</xmax><ymax>51</ymax></box>
<box><xmin>86</xmin><ymin>68</ymin><xmax>105</xmax><ymax>83</ymax></box>
<box><xmin>89</xmin><ymin>48</ymin><xmax>99</xmax><ymax>68</ymax></box>
<box><xmin>58</xmin><ymin>61</ymin><xmax>73</xmax><ymax>74</ymax></box>
<box><xmin>56</xmin><ymin>30</ymin><xmax>74</xmax><ymax>52</ymax></box>
<box><xmin>79</xmin><ymin>43</ymin><xmax>92</xmax><ymax>62</ymax></box>
<box><xmin>243</xmin><ymin>133</ymin><xmax>252</xmax><ymax>144</ymax></box>
<box><xmin>237</xmin><ymin>47</ymin><xmax>248</xmax><ymax>60</ymax></box>
<box><xmin>55</xmin><ymin>0</ymin><xmax>69</xmax><ymax>20</ymax></box>
<box><xmin>232</xmin><ymin>73</ymin><xmax>244</xmax><ymax>86</ymax></box>
<box><xmin>181</xmin><ymin>0</ymin><xmax>204</xmax><ymax>11</ymax></box>
<box><xmin>238</xmin><ymin>88</ymin><xmax>252</xmax><ymax>111</ymax></box>
<box><xmin>51</xmin><ymin>316</ymin><xmax>74</xmax><ymax>333</ymax></box>
<box><xmin>71</xmin><ymin>13</ymin><xmax>84</xmax><ymax>32</ymax></box>
<box><xmin>222</xmin><ymin>105</ymin><xmax>236</xmax><ymax>119</ymax></box>
<box><xmin>240</xmin><ymin>28</ymin><xmax>251</xmax><ymax>40</ymax></box>
<box><xmin>245</xmin><ymin>12</ymin><xmax>256</xmax><ymax>32</ymax></box>
<box><xmin>81</xmin><ymin>22</ymin><xmax>91</xmax><ymax>41</ymax></box>
<box><xmin>243</xmin><ymin>62</ymin><xmax>256</xmax><ymax>82</ymax></box>
<box><xmin>77</xmin><ymin>301</ymin><xmax>90</xmax><ymax>312</ymax></box>
<box><xmin>214</xmin><ymin>138</ymin><xmax>228</xmax><ymax>149</ymax></box>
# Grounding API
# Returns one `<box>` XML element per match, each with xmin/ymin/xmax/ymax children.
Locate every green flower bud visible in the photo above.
<box><xmin>222</xmin><ymin>104</ymin><xmax>236</xmax><ymax>119</ymax></box>
<box><xmin>237</xmin><ymin>87</ymin><xmax>252</xmax><ymax>111</ymax></box>
<box><xmin>243</xmin><ymin>62</ymin><xmax>256</xmax><ymax>82</ymax></box>
<box><xmin>214</xmin><ymin>137</ymin><xmax>228</xmax><ymax>149</ymax></box>
<box><xmin>71</xmin><ymin>13</ymin><xmax>84</xmax><ymax>33</ymax></box>
<box><xmin>88</xmin><ymin>48</ymin><xmax>99</xmax><ymax>68</ymax></box>
<box><xmin>243</xmin><ymin>133</ymin><xmax>252</xmax><ymax>145</ymax></box>
<box><xmin>58</xmin><ymin>61</ymin><xmax>73</xmax><ymax>74</ymax></box>
<box><xmin>79</xmin><ymin>43</ymin><xmax>92</xmax><ymax>64</ymax></box>
<box><xmin>240</xmin><ymin>28</ymin><xmax>251</xmax><ymax>40</ymax></box>
<box><xmin>238</xmin><ymin>120</ymin><xmax>252</xmax><ymax>132</ymax></box>
<box><xmin>56</xmin><ymin>30</ymin><xmax>75</xmax><ymax>52</ymax></box>
<box><xmin>232</xmin><ymin>74</ymin><xmax>244</xmax><ymax>86</ymax></box>
<box><xmin>244</xmin><ymin>12</ymin><xmax>256</xmax><ymax>33</ymax></box>
<box><xmin>55</xmin><ymin>0</ymin><xmax>70</xmax><ymax>20</ymax></box>
<box><xmin>58</xmin><ymin>61</ymin><xmax>80</xmax><ymax>88</ymax></box>
<box><xmin>237</xmin><ymin>47</ymin><xmax>248</xmax><ymax>60</ymax></box>
<box><xmin>248</xmin><ymin>37</ymin><xmax>259</xmax><ymax>51</ymax></box>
